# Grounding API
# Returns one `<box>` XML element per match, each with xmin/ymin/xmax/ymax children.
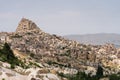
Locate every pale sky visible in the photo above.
<box><xmin>0</xmin><ymin>0</ymin><xmax>120</xmax><ymax>35</ymax></box>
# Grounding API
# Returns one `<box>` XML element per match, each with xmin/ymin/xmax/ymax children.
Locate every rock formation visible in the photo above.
<box><xmin>16</xmin><ymin>18</ymin><xmax>41</xmax><ymax>33</ymax></box>
<box><xmin>0</xmin><ymin>18</ymin><xmax>119</xmax><ymax>80</ymax></box>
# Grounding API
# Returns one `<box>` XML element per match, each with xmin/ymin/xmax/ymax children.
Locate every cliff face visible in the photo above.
<box><xmin>0</xmin><ymin>18</ymin><xmax>120</xmax><ymax>80</ymax></box>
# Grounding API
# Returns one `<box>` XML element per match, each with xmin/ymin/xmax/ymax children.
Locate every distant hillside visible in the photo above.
<box><xmin>64</xmin><ymin>33</ymin><xmax>120</xmax><ymax>47</ymax></box>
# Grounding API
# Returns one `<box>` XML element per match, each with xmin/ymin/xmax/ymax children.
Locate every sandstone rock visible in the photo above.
<box><xmin>16</xmin><ymin>18</ymin><xmax>41</xmax><ymax>33</ymax></box>
<box><xmin>99</xmin><ymin>77</ymin><xmax>109</xmax><ymax>80</ymax></box>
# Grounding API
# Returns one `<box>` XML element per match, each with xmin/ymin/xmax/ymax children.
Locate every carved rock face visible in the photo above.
<box><xmin>16</xmin><ymin>18</ymin><xmax>41</xmax><ymax>33</ymax></box>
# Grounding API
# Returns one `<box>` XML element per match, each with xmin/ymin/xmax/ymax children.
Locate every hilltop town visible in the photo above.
<box><xmin>0</xmin><ymin>18</ymin><xmax>119</xmax><ymax>80</ymax></box>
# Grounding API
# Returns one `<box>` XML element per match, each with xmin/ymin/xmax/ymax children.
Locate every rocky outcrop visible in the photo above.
<box><xmin>16</xmin><ymin>18</ymin><xmax>41</xmax><ymax>33</ymax></box>
<box><xmin>0</xmin><ymin>61</ymin><xmax>60</xmax><ymax>80</ymax></box>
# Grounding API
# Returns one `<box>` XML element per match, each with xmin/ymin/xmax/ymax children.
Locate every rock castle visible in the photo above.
<box><xmin>0</xmin><ymin>18</ymin><xmax>119</xmax><ymax>80</ymax></box>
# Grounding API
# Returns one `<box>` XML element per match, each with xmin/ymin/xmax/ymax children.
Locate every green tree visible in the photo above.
<box><xmin>2</xmin><ymin>43</ymin><xmax>15</xmax><ymax>60</ymax></box>
<box><xmin>0</xmin><ymin>43</ymin><xmax>28</xmax><ymax>69</ymax></box>
<box><xmin>96</xmin><ymin>65</ymin><xmax>103</xmax><ymax>79</ymax></box>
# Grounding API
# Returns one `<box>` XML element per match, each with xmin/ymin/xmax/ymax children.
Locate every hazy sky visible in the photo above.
<box><xmin>0</xmin><ymin>0</ymin><xmax>120</xmax><ymax>35</ymax></box>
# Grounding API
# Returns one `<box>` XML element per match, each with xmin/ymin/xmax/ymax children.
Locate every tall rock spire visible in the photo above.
<box><xmin>16</xmin><ymin>18</ymin><xmax>41</xmax><ymax>33</ymax></box>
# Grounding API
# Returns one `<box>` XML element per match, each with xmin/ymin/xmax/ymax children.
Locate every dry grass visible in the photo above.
<box><xmin>0</xmin><ymin>71</ymin><xmax>2</xmax><ymax>75</ymax></box>
<box><xmin>13</xmin><ymin>49</ymin><xmax>28</xmax><ymax>59</ymax></box>
<box><xmin>37</xmin><ymin>69</ymin><xmax>49</xmax><ymax>74</ymax></box>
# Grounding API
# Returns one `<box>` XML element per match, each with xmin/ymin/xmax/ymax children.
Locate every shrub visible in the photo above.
<box><xmin>30</xmin><ymin>53</ymin><xmax>35</xmax><ymax>57</ymax></box>
<box><xmin>96</xmin><ymin>65</ymin><xmax>103</xmax><ymax>79</ymax></box>
<box><xmin>10</xmin><ymin>63</ymin><xmax>15</xmax><ymax>69</ymax></box>
<box><xmin>2</xmin><ymin>78</ymin><xmax>5</xmax><ymax>80</ymax></box>
<box><xmin>109</xmin><ymin>74</ymin><xmax>120</xmax><ymax>80</ymax></box>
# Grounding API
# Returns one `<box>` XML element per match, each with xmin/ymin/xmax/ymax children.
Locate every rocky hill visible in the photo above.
<box><xmin>64</xmin><ymin>34</ymin><xmax>120</xmax><ymax>47</ymax></box>
<box><xmin>0</xmin><ymin>18</ymin><xmax>120</xmax><ymax>80</ymax></box>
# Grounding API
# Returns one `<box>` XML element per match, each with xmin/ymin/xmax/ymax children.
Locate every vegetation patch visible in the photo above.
<box><xmin>58</xmin><ymin>65</ymin><xmax>120</xmax><ymax>80</ymax></box>
<box><xmin>0</xmin><ymin>43</ymin><xmax>27</xmax><ymax>69</ymax></box>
